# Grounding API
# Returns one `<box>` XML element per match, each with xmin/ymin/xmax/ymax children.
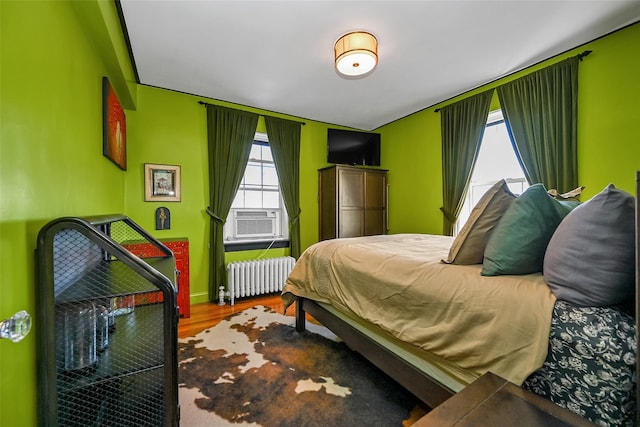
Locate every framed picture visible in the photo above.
<box><xmin>102</xmin><ymin>77</ymin><xmax>127</xmax><ymax>170</ymax></box>
<box><xmin>144</xmin><ymin>163</ymin><xmax>181</xmax><ymax>202</ymax></box>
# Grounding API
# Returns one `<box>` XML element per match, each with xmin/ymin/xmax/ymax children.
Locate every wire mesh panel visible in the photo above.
<box><xmin>106</xmin><ymin>219</ymin><xmax>150</xmax><ymax>247</ymax></box>
<box><xmin>36</xmin><ymin>215</ymin><xmax>178</xmax><ymax>427</ymax></box>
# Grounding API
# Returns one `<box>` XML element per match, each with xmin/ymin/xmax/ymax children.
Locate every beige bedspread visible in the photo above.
<box><xmin>282</xmin><ymin>234</ymin><xmax>557</xmax><ymax>385</ymax></box>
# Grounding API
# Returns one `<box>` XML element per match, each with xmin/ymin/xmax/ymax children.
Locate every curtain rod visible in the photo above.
<box><xmin>198</xmin><ymin>101</ymin><xmax>306</xmax><ymax>125</ymax></box>
<box><xmin>433</xmin><ymin>50</ymin><xmax>592</xmax><ymax>113</ymax></box>
<box><xmin>577</xmin><ymin>50</ymin><xmax>592</xmax><ymax>61</ymax></box>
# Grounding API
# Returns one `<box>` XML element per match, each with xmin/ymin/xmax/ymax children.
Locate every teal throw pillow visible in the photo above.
<box><xmin>482</xmin><ymin>183</ymin><xmax>577</xmax><ymax>276</ymax></box>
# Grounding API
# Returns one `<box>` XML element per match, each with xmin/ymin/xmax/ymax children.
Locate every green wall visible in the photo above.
<box><xmin>1</xmin><ymin>1</ymin><xmax>638</xmax><ymax>425</ymax></box>
<box><xmin>0</xmin><ymin>2</ymin><xmax>334</xmax><ymax>424</ymax></box>
<box><xmin>380</xmin><ymin>22</ymin><xmax>640</xmax><ymax>234</ymax></box>
<box><xmin>123</xmin><ymin>86</ymin><xmax>335</xmax><ymax>304</ymax></box>
<box><xmin>0</xmin><ymin>1</ymin><xmax>131</xmax><ymax>425</ymax></box>
<box><xmin>576</xmin><ymin>24</ymin><xmax>640</xmax><ymax>192</ymax></box>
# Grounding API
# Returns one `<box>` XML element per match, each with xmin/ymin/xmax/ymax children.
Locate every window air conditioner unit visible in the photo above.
<box><xmin>233</xmin><ymin>210</ymin><xmax>279</xmax><ymax>238</ymax></box>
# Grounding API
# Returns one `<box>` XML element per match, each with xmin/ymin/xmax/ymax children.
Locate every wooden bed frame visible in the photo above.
<box><xmin>294</xmin><ymin>171</ymin><xmax>640</xmax><ymax>422</ymax></box>
<box><xmin>295</xmin><ymin>297</ymin><xmax>455</xmax><ymax>409</ymax></box>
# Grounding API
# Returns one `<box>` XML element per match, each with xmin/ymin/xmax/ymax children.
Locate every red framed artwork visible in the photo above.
<box><xmin>102</xmin><ymin>77</ymin><xmax>127</xmax><ymax>170</ymax></box>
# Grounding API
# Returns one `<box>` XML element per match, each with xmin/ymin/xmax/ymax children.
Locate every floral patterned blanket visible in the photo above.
<box><xmin>523</xmin><ymin>300</ymin><xmax>637</xmax><ymax>427</ymax></box>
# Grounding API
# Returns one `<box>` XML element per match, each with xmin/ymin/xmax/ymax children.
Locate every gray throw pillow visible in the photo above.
<box><xmin>443</xmin><ymin>179</ymin><xmax>515</xmax><ymax>265</ymax></box>
<box><xmin>544</xmin><ymin>184</ymin><xmax>635</xmax><ymax>307</ymax></box>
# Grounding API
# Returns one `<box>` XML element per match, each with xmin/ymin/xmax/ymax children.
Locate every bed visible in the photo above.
<box><xmin>282</xmin><ymin>178</ymin><xmax>638</xmax><ymax>426</ymax></box>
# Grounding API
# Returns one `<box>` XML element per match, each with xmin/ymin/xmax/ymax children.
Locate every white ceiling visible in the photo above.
<box><xmin>119</xmin><ymin>1</ymin><xmax>640</xmax><ymax>131</ymax></box>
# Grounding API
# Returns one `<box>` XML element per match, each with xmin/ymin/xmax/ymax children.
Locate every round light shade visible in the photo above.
<box><xmin>334</xmin><ymin>31</ymin><xmax>378</xmax><ymax>77</ymax></box>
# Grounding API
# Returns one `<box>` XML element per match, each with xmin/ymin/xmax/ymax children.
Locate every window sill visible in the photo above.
<box><xmin>224</xmin><ymin>239</ymin><xmax>289</xmax><ymax>252</ymax></box>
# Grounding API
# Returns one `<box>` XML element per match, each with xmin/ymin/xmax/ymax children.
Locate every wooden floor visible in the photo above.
<box><xmin>177</xmin><ymin>293</ymin><xmax>289</xmax><ymax>338</ymax></box>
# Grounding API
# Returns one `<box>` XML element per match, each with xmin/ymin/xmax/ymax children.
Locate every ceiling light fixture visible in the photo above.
<box><xmin>334</xmin><ymin>31</ymin><xmax>378</xmax><ymax>78</ymax></box>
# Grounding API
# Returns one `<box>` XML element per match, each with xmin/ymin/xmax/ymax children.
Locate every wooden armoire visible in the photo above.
<box><xmin>318</xmin><ymin>165</ymin><xmax>388</xmax><ymax>240</ymax></box>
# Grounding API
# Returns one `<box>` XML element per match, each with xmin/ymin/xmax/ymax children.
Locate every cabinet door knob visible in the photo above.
<box><xmin>0</xmin><ymin>310</ymin><xmax>32</xmax><ymax>343</ymax></box>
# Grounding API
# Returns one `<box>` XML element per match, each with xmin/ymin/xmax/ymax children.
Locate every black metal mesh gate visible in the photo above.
<box><xmin>36</xmin><ymin>215</ymin><xmax>178</xmax><ymax>427</ymax></box>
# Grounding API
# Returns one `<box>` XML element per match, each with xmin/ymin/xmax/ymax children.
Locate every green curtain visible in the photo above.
<box><xmin>496</xmin><ymin>56</ymin><xmax>579</xmax><ymax>192</ymax></box>
<box><xmin>264</xmin><ymin>116</ymin><xmax>302</xmax><ymax>258</ymax></box>
<box><xmin>205</xmin><ymin>104</ymin><xmax>259</xmax><ymax>301</ymax></box>
<box><xmin>440</xmin><ymin>89</ymin><xmax>494</xmax><ymax>235</ymax></box>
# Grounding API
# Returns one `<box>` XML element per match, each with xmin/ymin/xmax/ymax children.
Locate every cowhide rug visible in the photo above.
<box><xmin>178</xmin><ymin>305</ymin><xmax>427</xmax><ymax>426</ymax></box>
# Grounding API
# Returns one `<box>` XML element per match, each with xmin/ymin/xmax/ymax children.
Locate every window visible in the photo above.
<box><xmin>224</xmin><ymin>132</ymin><xmax>288</xmax><ymax>250</ymax></box>
<box><xmin>456</xmin><ymin>110</ymin><xmax>528</xmax><ymax>231</ymax></box>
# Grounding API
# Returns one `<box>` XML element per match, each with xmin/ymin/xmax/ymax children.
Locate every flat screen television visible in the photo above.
<box><xmin>327</xmin><ymin>128</ymin><xmax>381</xmax><ymax>166</ymax></box>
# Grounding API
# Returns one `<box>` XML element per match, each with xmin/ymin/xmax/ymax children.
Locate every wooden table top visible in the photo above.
<box><xmin>413</xmin><ymin>372</ymin><xmax>597</xmax><ymax>427</ymax></box>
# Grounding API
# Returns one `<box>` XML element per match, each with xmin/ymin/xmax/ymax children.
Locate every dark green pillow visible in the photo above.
<box><xmin>482</xmin><ymin>183</ymin><xmax>576</xmax><ymax>276</ymax></box>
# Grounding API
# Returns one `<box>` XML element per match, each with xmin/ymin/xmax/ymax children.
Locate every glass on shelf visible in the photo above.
<box><xmin>110</xmin><ymin>295</ymin><xmax>135</xmax><ymax>316</ymax></box>
<box><xmin>57</xmin><ymin>302</ymin><xmax>98</xmax><ymax>372</ymax></box>
<box><xmin>95</xmin><ymin>303</ymin><xmax>109</xmax><ymax>352</ymax></box>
